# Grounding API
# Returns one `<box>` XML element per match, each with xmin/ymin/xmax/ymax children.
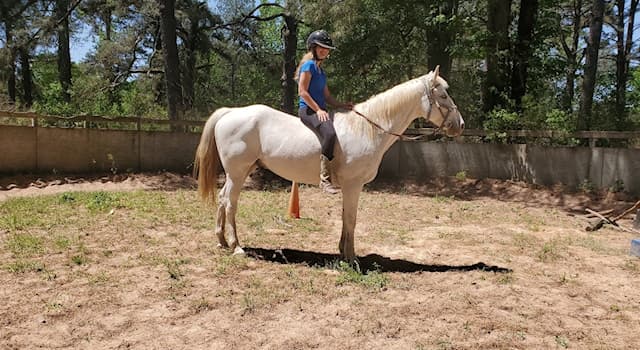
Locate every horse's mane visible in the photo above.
<box><xmin>340</xmin><ymin>71</ymin><xmax>447</xmax><ymax>139</ymax></box>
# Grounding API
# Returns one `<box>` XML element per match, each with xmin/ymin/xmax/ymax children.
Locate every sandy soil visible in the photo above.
<box><xmin>1</xmin><ymin>172</ymin><xmax>639</xmax><ymax>349</ymax></box>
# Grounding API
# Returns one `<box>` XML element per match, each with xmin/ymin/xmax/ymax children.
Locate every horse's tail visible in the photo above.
<box><xmin>194</xmin><ymin>107</ymin><xmax>233</xmax><ymax>204</ymax></box>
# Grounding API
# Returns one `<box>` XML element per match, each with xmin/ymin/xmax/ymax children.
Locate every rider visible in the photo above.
<box><xmin>296</xmin><ymin>30</ymin><xmax>352</xmax><ymax>194</ymax></box>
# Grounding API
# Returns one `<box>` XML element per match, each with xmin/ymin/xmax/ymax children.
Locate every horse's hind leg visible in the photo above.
<box><xmin>219</xmin><ymin>163</ymin><xmax>257</xmax><ymax>256</ymax></box>
<box><xmin>223</xmin><ymin>175</ymin><xmax>247</xmax><ymax>255</ymax></box>
<box><xmin>215</xmin><ymin>183</ymin><xmax>229</xmax><ymax>248</ymax></box>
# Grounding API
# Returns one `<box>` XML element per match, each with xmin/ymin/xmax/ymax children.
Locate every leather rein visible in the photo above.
<box><xmin>351</xmin><ymin>84</ymin><xmax>457</xmax><ymax>141</ymax></box>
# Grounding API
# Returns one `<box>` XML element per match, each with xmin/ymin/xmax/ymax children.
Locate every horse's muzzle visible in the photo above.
<box><xmin>444</xmin><ymin>113</ymin><xmax>464</xmax><ymax>137</ymax></box>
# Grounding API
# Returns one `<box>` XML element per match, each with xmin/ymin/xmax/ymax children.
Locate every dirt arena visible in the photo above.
<box><xmin>1</xmin><ymin>173</ymin><xmax>639</xmax><ymax>349</ymax></box>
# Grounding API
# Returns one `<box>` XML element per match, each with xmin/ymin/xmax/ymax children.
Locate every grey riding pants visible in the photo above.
<box><xmin>298</xmin><ymin>106</ymin><xmax>337</xmax><ymax>160</ymax></box>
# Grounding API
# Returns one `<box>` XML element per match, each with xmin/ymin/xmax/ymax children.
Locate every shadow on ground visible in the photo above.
<box><xmin>244</xmin><ymin>247</ymin><xmax>511</xmax><ymax>274</ymax></box>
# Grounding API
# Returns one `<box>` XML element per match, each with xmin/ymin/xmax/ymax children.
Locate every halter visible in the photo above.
<box><xmin>424</xmin><ymin>81</ymin><xmax>459</xmax><ymax>131</ymax></box>
<box><xmin>352</xmin><ymin>78</ymin><xmax>457</xmax><ymax>141</ymax></box>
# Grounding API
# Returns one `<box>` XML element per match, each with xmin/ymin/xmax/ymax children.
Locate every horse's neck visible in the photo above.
<box><xmin>354</xmin><ymin>77</ymin><xmax>426</xmax><ymax>148</ymax></box>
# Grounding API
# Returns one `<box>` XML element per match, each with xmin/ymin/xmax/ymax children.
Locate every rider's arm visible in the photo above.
<box><xmin>298</xmin><ymin>71</ymin><xmax>324</xmax><ymax>113</ymax></box>
<box><xmin>325</xmin><ymin>86</ymin><xmax>353</xmax><ymax>110</ymax></box>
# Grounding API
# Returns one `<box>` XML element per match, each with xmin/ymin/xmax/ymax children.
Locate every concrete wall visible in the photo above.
<box><xmin>1</xmin><ymin>125</ymin><xmax>638</xmax><ymax>194</ymax></box>
<box><xmin>378</xmin><ymin>142</ymin><xmax>640</xmax><ymax>195</ymax></box>
<box><xmin>0</xmin><ymin>126</ymin><xmax>198</xmax><ymax>174</ymax></box>
<box><xmin>0</xmin><ymin>125</ymin><xmax>37</xmax><ymax>172</ymax></box>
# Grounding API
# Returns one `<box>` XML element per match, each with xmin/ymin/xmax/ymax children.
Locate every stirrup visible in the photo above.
<box><xmin>320</xmin><ymin>181</ymin><xmax>340</xmax><ymax>194</ymax></box>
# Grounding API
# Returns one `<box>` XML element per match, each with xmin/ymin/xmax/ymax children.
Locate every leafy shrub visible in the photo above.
<box><xmin>483</xmin><ymin>108</ymin><xmax>521</xmax><ymax>142</ymax></box>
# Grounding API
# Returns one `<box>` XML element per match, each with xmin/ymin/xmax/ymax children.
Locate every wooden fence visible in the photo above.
<box><xmin>2</xmin><ymin>110</ymin><xmax>640</xmax><ymax>146</ymax></box>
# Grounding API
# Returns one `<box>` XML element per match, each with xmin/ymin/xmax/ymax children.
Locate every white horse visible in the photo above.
<box><xmin>194</xmin><ymin>66</ymin><xmax>464</xmax><ymax>262</ymax></box>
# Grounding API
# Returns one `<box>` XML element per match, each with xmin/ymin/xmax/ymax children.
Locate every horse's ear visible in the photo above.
<box><xmin>433</xmin><ymin>65</ymin><xmax>440</xmax><ymax>79</ymax></box>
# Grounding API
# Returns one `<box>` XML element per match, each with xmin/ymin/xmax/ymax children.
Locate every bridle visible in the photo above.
<box><xmin>425</xmin><ymin>84</ymin><xmax>459</xmax><ymax>130</ymax></box>
<box><xmin>352</xmin><ymin>79</ymin><xmax>458</xmax><ymax>141</ymax></box>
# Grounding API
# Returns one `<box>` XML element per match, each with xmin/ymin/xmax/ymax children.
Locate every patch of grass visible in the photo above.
<box><xmin>512</xmin><ymin>232</ymin><xmax>539</xmax><ymax>249</ymax></box>
<box><xmin>578</xmin><ymin>179</ymin><xmax>594</xmax><ymax>194</ymax></box>
<box><xmin>292</xmin><ymin>217</ymin><xmax>322</xmax><ymax>233</ymax></box>
<box><xmin>215</xmin><ymin>254</ymin><xmax>248</xmax><ymax>276</ymax></box>
<box><xmin>496</xmin><ymin>272</ymin><xmax>515</xmax><ymax>285</ymax></box>
<box><xmin>53</xmin><ymin>235</ymin><xmax>72</xmax><ymax>251</ymax></box>
<box><xmin>87</xmin><ymin>191</ymin><xmax>118</xmax><ymax>212</ymax></box>
<box><xmin>0</xmin><ymin>198</ymin><xmax>46</xmax><ymax>230</ymax></box>
<box><xmin>558</xmin><ymin>272</ymin><xmax>570</xmax><ymax>285</ymax></box>
<box><xmin>45</xmin><ymin>301</ymin><xmax>64</xmax><ymax>314</ymax></box>
<box><xmin>555</xmin><ymin>335</ymin><xmax>569</xmax><ymax>348</ymax></box>
<box><xmin>191</xmin><ymin>297</ymin><xmax>213</xmax><ymax>313</ymax></box>
<box><xmin>572</xmin><ymin>235</ymin><xmax>610</xmax><ymax>254</ymax></box>
<box><xmin>88</xmin><ymin>271</ymin><xmax>110</xmax><ymax>284</ymax></box>
<box><xmin>521</xmin><ymin>214</ymin><xmax>544</xmax><ymax>232</ymax></box>
<box><xmin>70</xmin><ymin>242</ymin><xmax>89</xmax><ymax>266</ymax></box>
<box><xmin>436</xmin><ymin>339</ymin><xmax>453</xmax><ymax>350</ymax></box>
<box><xmin>621</xmin><ymin>260</ymin><xmax>639</xmax><ymax>274</ymax></box>
<box><xmin>284</xmin><ymin>266</ymin><xmax>326</xmax><ymax>295</ymax></box>
<box><xmin>538</xmin><ymin>238</ymin><xmax>567</xmax><ymax>262</ymax></box>
<box><xmin>239</xmin><ymin>277</ymin><xmax>288</xmax><ymax>315</ymax></box>
<box><xmin>433</xmin><ymin>195</ymin><xmax>455</xmax><ymax>203</ymax></box>
<box><xmin>335</xmin><ymin>261</ymin><xmax>389</xmax><ymax>290</ymax></box>
<box><xmin>6</xmin><ymin>233</ymin><xmax>44</xmax><ymax>257</ymax></box>
<box><xmin>59</xmin><ymin>192</ymin><xmax>77</xmax><ymax>204</ymax></box>
<box><xmin>162</xmin><ymin>258</ymin><xmax>190</xmax><ymax>280</ymax></box>
<box><xmin>455</xmin><ymin>170</ymin><xmax>467</xmax><ymax>181</ymax></box>
<box><xmin>241</xmin><ymin>293</ymin><xmax>256</xmax><ymax>314</ymax></box>
<box><xmin>71</xmin><ymin>254</ymin><xmax>88</xmax><ymax>265</ymax></box>
<box><xmin>4</xmin><ymin>259</ymin><xmax>45</xmax><ymax>273</ymax></box>
<box><xmin>437</xmin><ymin>231</ymin><xmax>465</xmax><ymax>240</ymax></box>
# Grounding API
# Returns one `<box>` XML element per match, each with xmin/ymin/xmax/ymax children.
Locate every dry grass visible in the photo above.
<box><xmin>1</xmin><ymin>175</ymin><xmax>639</xmax><ymax>349</ymax></box>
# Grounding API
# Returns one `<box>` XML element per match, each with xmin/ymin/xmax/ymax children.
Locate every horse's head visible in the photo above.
<box><xmin>421</xmin><ymin>66</ymin><xmax>465</xmax><ymax>137</ymax></box>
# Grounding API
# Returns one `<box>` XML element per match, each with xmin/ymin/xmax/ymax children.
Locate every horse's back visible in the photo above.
<box><xmin>213</xmin><ymin>104</ymin><xmax>322</xmax><ymax>184</ymax></box>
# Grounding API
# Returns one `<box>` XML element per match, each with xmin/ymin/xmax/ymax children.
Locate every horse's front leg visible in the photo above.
<box><xmin>339</xmin><ymin>183</ymin><xmax>363</xmax><ymax>262</ymax></box>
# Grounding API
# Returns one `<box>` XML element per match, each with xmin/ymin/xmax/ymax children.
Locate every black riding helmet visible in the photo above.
<box><xmin>306</xmin><ymin>30</ymin><xmax>336</xmax><ymax>51</ymax></box>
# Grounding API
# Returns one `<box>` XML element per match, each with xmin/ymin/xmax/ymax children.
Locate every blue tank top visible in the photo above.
<box><xmin>298</xmin><ymin>60</ymin><xmax>327</xmax><ymax>110</ymax></box>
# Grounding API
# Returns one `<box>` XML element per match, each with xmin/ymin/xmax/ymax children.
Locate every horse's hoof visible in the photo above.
<box><xmin>217</xmin><ymin>243</ymin><xmax>229</xmax><ymax>249</ymax></box>
<box><xmin>232</xmin><ymin>247</ymin><xmax>246</xmax><ymax>257</ymax></box>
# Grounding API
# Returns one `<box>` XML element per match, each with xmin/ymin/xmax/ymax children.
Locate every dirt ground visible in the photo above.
<box><xmin>1</xmin><ymin>172</ymin><xmax>639</xmax><ymax>349</ymax></box>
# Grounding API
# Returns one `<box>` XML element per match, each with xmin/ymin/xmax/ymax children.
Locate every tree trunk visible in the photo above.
<box><xmin>5</xmin><ymin>22</ymin><xmax>16</xmax><ymax>102</ymax></box>
<box><xmin>103</xmin><ymin>8</ymin><xmax>112</xmax><ymax>41</ymax></box>
<box><xmin>18</xmin><ymin>47</ymin><xmax>33</xmax><ymax>108</ymax></box>
<box><xmin>56</xmin><ymin>0</ymin><xmax>72</xmax><ymax>103</ymax></box>
<box><xmin>157</xmin><ymin>0</ymin><xmax>183</xmax><ymax>121</ymax></box>
<box><xmin>281</xmin><ymin>12</ymin><xmax>297</xmax><ymax>114</ymax></box>
<box><xmin>614</xmin><ymin>0</ymin><xmax>638</xmax><ymax>129</ymax></box>
<box><xmin>183</xmin><ymin>44</ymin><xmax>196</xmax><ymax>111</ymax></box>
<box><xmin>511</xmin><ymin>0</ymin><xmax>538</xmax><ymax>109</ymax></box>
<box><xmin>426</xmin><ymin>0</ymin><xmax>458</xmax><ymax>79</ymax></box>
<box><xmin>182</xmin><ymin>19</ymin><xmax>196</xmax><ymax>112</ymax></box>
<box><xmin>577</xmin><ymin>0</ymin><xmax>605</xmax><ymax>131</ymax></box>
<box><xmin>483</xmin><ymin>0</ymin><xmax>512</xmax><ymax>115</ymax></box>
<box><xmin>561</xmin><ymin>0</ymin><xmax>583</xmax><ymax>112</ymax></box>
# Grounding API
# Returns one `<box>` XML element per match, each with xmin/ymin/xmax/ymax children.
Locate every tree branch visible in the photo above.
<box><xmin>206</xmin><ymin>3</ymin><xmax>285</xmax><ymax>31</ymax></box>
<box><xmin>27</xmin><ymin>0</ymin><xmax>84</xmax><ymax>45</ymax></box>
<box><xmin>8</xmin><ymin>0</ymin><xmax>39</xmax><ymax>22</ymax></box>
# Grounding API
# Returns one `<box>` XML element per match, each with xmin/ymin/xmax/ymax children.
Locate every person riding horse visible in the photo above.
<box><xmin>296</xmin><ymin>30</ymin><xmax>353</xmax><ymax>194</ymax></box>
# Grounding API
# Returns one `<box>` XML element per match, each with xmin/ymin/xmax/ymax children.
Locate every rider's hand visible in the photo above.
<box><xmin>342</xmin><ymin>102</ymin><xmax>354</xmax><ymax>110</ymax></box>
<box><xmin>317</xmin><ymin>109</ymin><xmax>330</xmax><ymax>122</ymax></box>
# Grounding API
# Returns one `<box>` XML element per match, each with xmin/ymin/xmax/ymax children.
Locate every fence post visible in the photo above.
<box><xmin>137</xmin><ymin>116</ymin><xmax>142</xmax><ymax>171</ymax></box>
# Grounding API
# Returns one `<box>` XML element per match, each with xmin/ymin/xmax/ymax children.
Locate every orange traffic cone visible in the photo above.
<box><xmin>288</xmin><ymin>182</ymin><xmax>300</xmax><ymax>219</ymax></box>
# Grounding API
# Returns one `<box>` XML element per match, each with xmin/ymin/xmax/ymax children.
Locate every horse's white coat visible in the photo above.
<box><xmin>195</xmin><ymin>68</ymin><xmax>464</xmax><ymax>261</ymax></box>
